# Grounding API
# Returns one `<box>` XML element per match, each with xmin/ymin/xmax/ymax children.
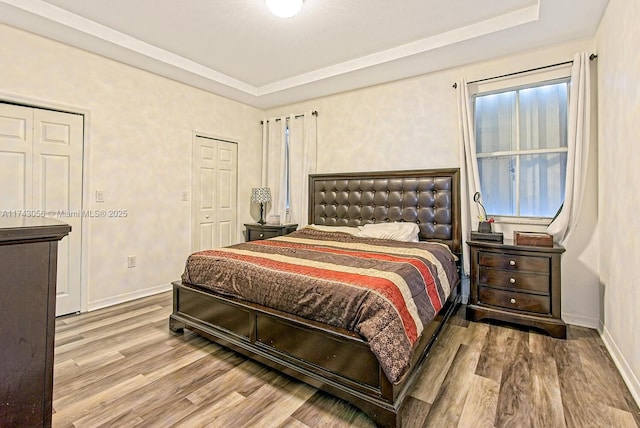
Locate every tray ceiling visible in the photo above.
<box><xmin>0</xmin><ymin>0</ymin><xmax>609</xmax><ymax>108</ymax></box>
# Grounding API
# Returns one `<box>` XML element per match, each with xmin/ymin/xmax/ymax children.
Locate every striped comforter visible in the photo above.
<box><xmin>181</xmin><ymin>228</ymin><xmax>458</xmax><ymax>383</ymax></box>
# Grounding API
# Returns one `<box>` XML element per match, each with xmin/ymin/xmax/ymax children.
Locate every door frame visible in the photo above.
<box><xmin>191</xmin><ymin>130</ymin><xmax>239</xmax><ymax>252</ymax></box>
<box><xmin>1</xmin><ymin>91</ymin><xmax>91</xmax><ymax>313</ymax></box>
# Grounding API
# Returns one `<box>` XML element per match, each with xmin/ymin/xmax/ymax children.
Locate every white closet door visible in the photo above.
<box><xmin>0</xmin><ymin>104</ymin><xmax>34</xmax><ymax>211</ymax></box>
<box><xmin>215</xmin><ymin>142</ymin><xmax>238</xmax><ymax>248</ymax></box>
<box><xmin>0</xmin><ymin>103</ymin><xmax>83</xmax><ymax>316</ymax></box>
<box><xmin>192</xmin><ymin>136</ymin><xmax>237</xmax><ymax>251</ymax></box>
<box><xmin>33</xmin><ymin>108</ymin><xmax>83</xmax><ymax>316</ymax></box>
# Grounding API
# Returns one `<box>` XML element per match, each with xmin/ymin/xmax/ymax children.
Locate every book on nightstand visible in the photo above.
<box><xmin>470</xmin><ymin>231</ymin><xmax>504</xmax><ymax>242</ymax></box>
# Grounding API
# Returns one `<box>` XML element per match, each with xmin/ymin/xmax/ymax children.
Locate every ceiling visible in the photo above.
<box><xmin>0</xmin><ymin>0</ymin><xmax>609</xmax><ymax>109</ymax></box>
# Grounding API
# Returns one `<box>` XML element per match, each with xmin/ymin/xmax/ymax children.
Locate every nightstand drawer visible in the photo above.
<box><xmin>249</xmin><ymin>230</ymin><xmax>280</xmax><ymax>240</ymax></box>
<box><xmin>478</xmin><ymin>267</ymin><xmax>549</xmax><ymax>294</ymax></box>
<box><xmin>479</xmin><ymin>287</ymin><xmax>550</xmax><ymax>314</ymax></box>
<box><xmin>479</xmin><ymin>252</ymin><xmax>549</xmax><ymax>273</ymax></box>
<box><xmin>245</xmin><ymin>223</ymin><xmax>298</xmax><ymax>242</ymax></box>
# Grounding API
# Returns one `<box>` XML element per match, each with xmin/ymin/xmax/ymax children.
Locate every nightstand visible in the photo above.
<box><xmin>466</xmin><ymin>239</ymin><xmax>566</xmax><ymax>338</ymax></box>
<box><xmin>244</xmin><ymin>223</ymin><xmax>298</xmax><ymax>241</ymax></box>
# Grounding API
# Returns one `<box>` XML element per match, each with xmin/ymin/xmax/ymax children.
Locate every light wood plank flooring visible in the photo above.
<box><xmin>53</xmin><ymin>292</ymin><xmax>640</xmax><ymax>427</ymax></box>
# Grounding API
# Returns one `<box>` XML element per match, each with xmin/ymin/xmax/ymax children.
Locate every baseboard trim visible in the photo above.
<box><xmin>561</xmin><ymin>312</ymin><xmax>599</xmax><ymax>329</ymax></box>
<box><xmin>600</xmin><ymin>324</ymin><xmax>640</xmax><ymax>407</ymax></box>
<box><xmin>87</xmin><ymin>282</ymin><xmax>173</xmax><ymax>312</ymax></box>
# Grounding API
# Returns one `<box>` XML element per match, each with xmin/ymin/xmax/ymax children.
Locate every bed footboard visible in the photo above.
<box><xmin>170</xmin><ymin>280</ymin><xmax>460</xmax><ymax>427</ymax></box>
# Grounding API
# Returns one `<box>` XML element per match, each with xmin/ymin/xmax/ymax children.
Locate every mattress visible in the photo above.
<box><xmin>181</xmin><ymin>227</ymin><xmax>459</xmax><ymax>383</ymax></box>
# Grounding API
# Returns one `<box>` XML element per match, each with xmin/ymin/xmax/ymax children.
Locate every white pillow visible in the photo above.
<box><xmin>305</xmin><ymin>224</ymin><xmax>360</xmax><ymax>235</ymax></box>
<box><xmin>355</xmin><ymin>222</ymin><xmax>420</xmax><ymax>242</ymax></box>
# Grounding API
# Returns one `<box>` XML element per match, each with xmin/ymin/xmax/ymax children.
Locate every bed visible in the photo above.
<box><xmin>170</xmin><ymin>168</ymin><xmax>461</xmax><ymax>427</ymax></box>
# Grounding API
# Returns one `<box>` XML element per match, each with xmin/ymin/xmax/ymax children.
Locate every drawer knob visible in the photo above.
<box><xmin>509</xmin><ymin>278</ymin><xmax>516</xmax><ymax>284</ymax></box>
<box><xmin>259</xmin><ymin>233</ymin><xmax>264</xmax><ymax>238</ymax></box>
<box><xmin>510</xmin><ymin>298</ymin><xmax>516</xmax><ymax>304</ymax></box>
<box><xmin>509</xmin><ymin>260</ymin><xmax>516</xmax><ymax>266</ymax></box>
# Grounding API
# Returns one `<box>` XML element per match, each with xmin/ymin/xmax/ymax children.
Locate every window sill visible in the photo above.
<box><xmin>489</xmin><ymin>215</ymin><xmax>553</xmax><ymax>226</ymax></box>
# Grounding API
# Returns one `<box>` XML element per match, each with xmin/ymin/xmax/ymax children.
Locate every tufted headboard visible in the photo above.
<box><xmin>308</xmin><ymin>169</ymin><xmax>461</xmax><ymax>254</ymax></box>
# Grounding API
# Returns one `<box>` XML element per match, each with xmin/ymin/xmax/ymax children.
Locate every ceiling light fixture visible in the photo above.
<box><xmin>265</xmin><ymin>0</ymin><xmax>304</xmax><ymax>18</ymax></box>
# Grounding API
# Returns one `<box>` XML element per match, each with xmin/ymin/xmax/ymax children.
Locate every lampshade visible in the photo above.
<box><xmin>251</xmin><ymin>187</ymin><xmax>272</xmax><ymax>203</ymax></box>
<box><xmin>265</xmin><ymin>0</ymin><xmax>303</xmax><ymax>18</ymax></box>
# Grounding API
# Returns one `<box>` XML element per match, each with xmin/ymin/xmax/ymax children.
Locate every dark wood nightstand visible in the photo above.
<box><xmin>244</xmin><ymin>223</ymin><xmax>298</xmax><ymax>241</ymax></box>
<box><xmin>466</xmin><ymin>239</ymin><xmax>566</xmax><ymax>338</ymax></box>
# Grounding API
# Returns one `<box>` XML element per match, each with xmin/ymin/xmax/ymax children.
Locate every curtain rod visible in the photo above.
<box><xmin>260</xmin><ymin>110</ymin><xmax>318</xmax><ymax>125</ymax></box>
<box><xmin>452</xmin><ymin>54</ymin><xmax>598</xmax><ymax>89</ymax></box>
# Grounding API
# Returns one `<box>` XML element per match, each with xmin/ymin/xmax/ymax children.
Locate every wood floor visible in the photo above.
<box><xmin>53</xmin><ymin>292</ymin><xmax>640</xmax><ymax>428</ymax></box>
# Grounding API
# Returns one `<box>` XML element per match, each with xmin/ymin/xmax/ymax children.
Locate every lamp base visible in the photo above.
<box><xmin>258</xmin><ymin>203</ymin><xmax>266</xmax><ymax>224</ymax></box>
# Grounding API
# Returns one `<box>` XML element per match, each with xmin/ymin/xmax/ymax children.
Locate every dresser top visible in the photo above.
<box><xmin>0</xmin><ymin>217</ymin><xmax>71</xmax><ymax>243</ymax></box>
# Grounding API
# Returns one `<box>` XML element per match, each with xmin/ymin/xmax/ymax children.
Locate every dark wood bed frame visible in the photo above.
<box><xmin>170</xmin><ymin>169</ymin><xmax>461</xmax><ymax>427</ymax></box>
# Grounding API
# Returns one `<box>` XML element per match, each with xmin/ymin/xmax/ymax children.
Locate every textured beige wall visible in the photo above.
<box><xmin>0</xmin><ymin>24</ymin><xmax>263</xmax><ymax>309</ymax></box>
<box><xmin>596</xmin><ymin>0</ymin><xmax>640</xmax><ymax>404</ymax></box>
<box><xmin>267</xmin><ymin>38</ymin><xmax>600</xmax><ymax>328</ymax></box>
<box><xmin>269</xmin><ymin>70</ymin><xmax>459</xmax><ymax>173</ymax></box>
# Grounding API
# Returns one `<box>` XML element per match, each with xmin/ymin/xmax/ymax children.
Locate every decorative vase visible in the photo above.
<box><xmin>478</xmin><ymin>221</ymin><xmax>492</xmax><ymax>233</ymax></box>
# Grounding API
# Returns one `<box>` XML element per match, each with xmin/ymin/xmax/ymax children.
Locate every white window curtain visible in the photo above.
<box><xmin>457</xmin><ymin>77</ymin><xmax>482</xmax><ymax>275</ymax></box>
<box><xmin>261</xmin><ymin>111</ymin><xmax>317</xmax><ymax>225</ymax></box>
<box><xmin>546</xmin><ymin>52</ymin><xmax>591</xmax><ymax>244</ymax></box>
<box><xmin>287</xmin><ymin>111</ymin><xmax>317</xmax><ymax>226</ymax></box>
<box><xmin>262</xmin><ymin>116</ymin><xmax>287</xmax><ymax>218</ymax></box>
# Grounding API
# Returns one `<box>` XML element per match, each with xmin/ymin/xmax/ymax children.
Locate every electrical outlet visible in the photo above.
<box><xmin>182</xmin><ymin>190</ymin><xmax>189</xmax><ymax>202</ymax></box>
<box><xmin>127</xmin><ymin>255</ymin><xmax>136</xmax><ymax>268</ymax></box>
<box><xmin>96</xmin><ymin>190</ymin><xmax>105</xmax><ymax>202</ymax></box>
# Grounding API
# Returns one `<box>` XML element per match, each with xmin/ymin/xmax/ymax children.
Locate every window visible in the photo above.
<box><xmin>474</xmin><ymin>80</ymin><xmax>569</xmax><ymax>219</ymax></box>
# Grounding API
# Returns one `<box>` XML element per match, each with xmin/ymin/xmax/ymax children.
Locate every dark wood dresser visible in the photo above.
<box><xmin>0</xmin><ymin>218</ymin><xmax>71</xmax><ymax>427</ymax></box>
<box><xmin>466</xmin><ymin>239</ymin><xmax>566</xmax><ymax>338</ymax></box>
<box><xmin>244</xmin><ymin>223</ymin><xmax>298</xmax><ymax>241</ymax></box>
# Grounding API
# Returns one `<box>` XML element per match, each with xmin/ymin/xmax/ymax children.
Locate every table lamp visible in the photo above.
<box><xmin>251</xmin><ymin>187</ymin><xmax>272</xmax><ymax>225</ymax></box>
